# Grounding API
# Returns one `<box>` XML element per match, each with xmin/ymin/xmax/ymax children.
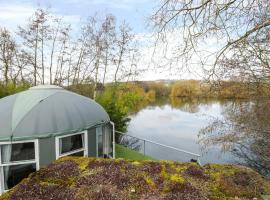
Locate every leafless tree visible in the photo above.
<box><xmin>101</xmin><ymin>15</ymin><xmax>116</xmax><ymax>85</ymax></box>
<box><xmin>113</xmin><ymin>21</ymin><xmax>134</xmax><ymax>83</ymax></box>
<box><xmin>49</xmin><ymin>18</ymin><xmax>61</xmax><ymax>85</ymax></box>
<box><xmin>77</xmin><ymin>14</ymin><xmax>138</xmax><ymax>100</ymax></box>
<box><xmin>0</xmin><ymin>28</ymin><xmax>16</xmax><ymax>86</ymax></box>
<box><xmin>1</xmin><ymin>8</ymin><xmax>139</xmax><ymax>91</ymax></box>
<box><xmin>53</xmin><ymin>25</ymin><xmax>71</xmax><ymax>85</ymax></box>
<box><xmin>18</xmin><ymin>9</ymin><xmax>49</xmax><ymax>85</ymax></box>
<box><xmin>151</xmin><ymin>0</ymin><xmax>270</xmax><ymax>83</ymax></box>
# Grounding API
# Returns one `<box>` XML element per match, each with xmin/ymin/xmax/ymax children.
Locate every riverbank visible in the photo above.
<box><xmin>1</xmin><ymin>157</ymin><xmax>270</xmax><ymax>200</ymax></box>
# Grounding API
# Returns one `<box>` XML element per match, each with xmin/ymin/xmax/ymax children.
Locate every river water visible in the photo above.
<box><xmin>125</xmin><ymin>97</ymin><xmax>270</xmax><ymax>178</ymax></box>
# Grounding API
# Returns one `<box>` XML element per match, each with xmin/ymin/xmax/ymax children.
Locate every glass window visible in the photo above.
<box><xmin>56</xmin><ymin>132</ymin><xmax>87</xmax><ymax>159</ymax></box>
<box><xmin>96</xmin><ymin>127</ymin><xmax>103</xmax><ymax>157</ymax></box>
<box><xmin>0</xmin><ymin>140</ymin><xmax>38</xmax><ymax>193</ymax></box>
<box><xmin>3</xmin><ymin>164</ymin><xmax>36</xmax><ymax>190</ymax></box>
<box><xmin>1</xmin><ymin>142</ymin><xmax>35</xmax><ymax>163</ymax></box>
<box><xmin>96</xmin><ymin>125</ymin><xmax>113</xmax><ymax>158</ymax></box>
<box><xmin>69</xmin><ymin>151</ymin><xmax>84</xmax><ymax>157</ymax></box>
<box><xmin>103</xmin><ymin>126</ymin><xmax>112</xmax><ymax>157</ymax></box>
<box><xmin>60</xmin><ymin>134</ymin><xmax>84</xmax><ymax>154</ymax></box>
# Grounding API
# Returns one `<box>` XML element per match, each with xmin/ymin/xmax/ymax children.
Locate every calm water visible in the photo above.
<box><xmin>125</xmin><ymin>97</ymin><xmax>270</xmax><ymax>178</ymax></box>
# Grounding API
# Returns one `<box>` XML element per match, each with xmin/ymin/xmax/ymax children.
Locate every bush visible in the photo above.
<box><xmin>170</xmin><ymin>80</ymin><xmax>202</xmax><ymax>97</ymax></box>
<box><xmin>96</xmin><ymin>83</ymin><xmax>152</xmax><ymax>132</ymax></box>
<box><xmin>0</xmin><ymin>82</ymin><xmax>30</xmax><ymax>98</ymax></box>
<box><xmin>67</xmin><ymin>84</ymin><xmax>95</xmax><ymax>98</ymax></box>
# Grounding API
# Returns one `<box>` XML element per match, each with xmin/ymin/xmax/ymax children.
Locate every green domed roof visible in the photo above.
<box><xmin>0</xmin><ymin>85</ymin><xmax>110</xmax><ymax>141</ymax></box>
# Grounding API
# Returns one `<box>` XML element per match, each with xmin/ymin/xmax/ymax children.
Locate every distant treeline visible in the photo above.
<box><xmin>170</xmin><ymin>80</ymin><xmax>270</xmax><ymax>99</ymax></box>
<box><xmin>127</xmin><ymin>80</ymin><xmax>270</xmax><ymax>99</ymax></box>
<box><xmin>1</xmin><ymin>79</ymin><xmax>270</xmax><ymax>100</ymax></box>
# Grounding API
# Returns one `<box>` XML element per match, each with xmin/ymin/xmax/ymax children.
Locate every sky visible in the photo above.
<box><xmin>0</xmin><ymin>0</ymin><xmax>203</xmax><ymax>81</ymax></box>
<box><xmin>0</xmin><ymin>0</ymin><xmax>156</xmax><ymax>32</ymax></box>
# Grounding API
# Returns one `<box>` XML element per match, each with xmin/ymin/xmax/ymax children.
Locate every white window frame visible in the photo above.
<box><xmin>96</xmin><ymin>126</ymin><xmax>104</xmax><ymax>158</ymax></box>
<box><xmin>55</xmin><ymin>131</ymin><xmax>88</xmax><ymax>159</ymax></box>
<box><xmin>96</xmin><ymin>124</ymin><xmax>115</xmax><ymax>158</ymax></box>
<box><xmin>0</xmin><ymin>139</ymin><xmax>39</xmax><ymax>194</ymax></box>
<box><xmin>110</xmin><ymin>122</ymin><xmax>115</xmax><ymax>159</ymax></box>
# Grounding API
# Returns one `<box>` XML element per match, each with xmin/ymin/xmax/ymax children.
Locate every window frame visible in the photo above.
<box><xmin>96</xmin><ymin>125</ymin><xmax>114</xmax><ymax>158</ymax></box>
<box><xmin>55</xmin><ymin>131</ymin><xmax>88</xmax><ymax>159</ymax></box>
<box><xmin>96</xmin><ymin>126</ymin><xmax>103</xmax><ymax>158</ymax></box>
<box><xmin>0</xmin><ymin>139</ymin><xmax>39</xmax><ymax>194</ymax></box>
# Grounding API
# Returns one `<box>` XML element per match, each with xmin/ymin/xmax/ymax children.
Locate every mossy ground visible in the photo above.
<box><xmin>1</xmin><ymin>157</ymin><xmax>270</xmax><ymax>200</ymax></box>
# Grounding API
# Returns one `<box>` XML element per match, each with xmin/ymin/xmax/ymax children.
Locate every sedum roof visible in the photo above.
<box><xmin>2</xmin><ymin>157</ymin><xmax>270</xmax><ymax>199</ymax></box>
<box><xmin>0</xmin><ymin>85</ymin><xmax>110</xmax><ymax>141</ymax></box>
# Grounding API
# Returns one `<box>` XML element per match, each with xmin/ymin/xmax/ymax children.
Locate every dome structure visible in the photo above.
<box><xmin>0</xmin><ymin>85</ymin><xmax>110</xmax><ymax>141</ymax></box>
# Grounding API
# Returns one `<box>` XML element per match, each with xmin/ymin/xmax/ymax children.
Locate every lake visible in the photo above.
<box><xmin>123</xmin><ymin>97</ymin><xmax>270</xmax><ymax>178</ymax></box>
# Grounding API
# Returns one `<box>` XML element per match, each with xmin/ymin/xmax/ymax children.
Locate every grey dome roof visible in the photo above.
<box><xmin>0</xmin><ymin>85</ymin><xmax>110</xmax><ymax>141</ymax></box>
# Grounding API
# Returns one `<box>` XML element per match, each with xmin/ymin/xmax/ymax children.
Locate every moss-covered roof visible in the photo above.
<box><xmin>1</xmin><ymin>157</ymin><xmax>270</xmax><ymax>200</ymax></box>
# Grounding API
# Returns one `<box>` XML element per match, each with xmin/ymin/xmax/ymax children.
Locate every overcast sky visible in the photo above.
<box><xmin>0</xmin><ymin>0</ymin><xmax>202</xmax><ymax>81</ymax></box>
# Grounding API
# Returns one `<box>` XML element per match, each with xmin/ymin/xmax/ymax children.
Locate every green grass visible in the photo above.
<box><xmin>115</xmin><ymin>144</ymin><xmax>154</xmax><ymax>160</ymax></box>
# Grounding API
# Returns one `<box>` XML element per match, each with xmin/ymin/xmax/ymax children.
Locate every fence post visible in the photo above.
<box><xmin>144</xmin><ymin>140</ymin><xmax>146</xmax><ymax>155</ymax></box>
<box><xmin>110</xmin><ymin>122</ymin><xmax>115</xmax><ymax>159</ymax></box>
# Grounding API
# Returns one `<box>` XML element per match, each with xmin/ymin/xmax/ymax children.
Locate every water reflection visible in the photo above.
<box><xmin>199</xmin><ymin>100</ymin><xmax>270</xmax><ymax>178</ymax></box>
<box><xmin>126</xmin><ymin>97</ymin><xmax>270</xmax><ymax>178</ymax></box>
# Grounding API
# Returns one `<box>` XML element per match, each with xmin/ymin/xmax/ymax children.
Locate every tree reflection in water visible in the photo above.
<box><xmin>199</xmin><ymin>100</ymin><xmax>270</xmax><ymax>178</ymax></box>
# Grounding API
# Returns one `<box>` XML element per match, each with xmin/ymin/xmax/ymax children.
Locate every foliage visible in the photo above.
<box><xmin>2</xmin><ymin>157</ymin><xmax>270</xmax><ymax>200</ymax></box>
<box><xmin>170</xmin><ymin>80</ymin><xmax>270</xmax><ymax>99</ymax></box>
<box><xmin>0</xmin><ymin>82</ymin><xmax>30</xmax><ymax>98</ymax></box>
<box><xmin>66</xmin><ymin>84</ymin><xmax>95</xmax><ymax>99</ymax></box>
<box><xmin>139</xmin><ymin>81</ymin><xmax>172</xmax><ymax>97</ymax></box>
<box><xmin>170</xmin><ymin>80</ymin><xmax>203</xmax><ymax>98</ymax></box>
<box><xmin>96</xmin><ymin>83</ymin><xmax>155</xmax><ymax>132</ymax></box>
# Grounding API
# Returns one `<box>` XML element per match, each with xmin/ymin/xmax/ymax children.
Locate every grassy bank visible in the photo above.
<box><xmin>115</xmin><ymin>144</ymin><xmax>154</xmax><ymax>160</ymax></box>
<box><xmin>2</xmin><ymin>157</ymin><xmax>270</xmax><ymax>200</ymax></box>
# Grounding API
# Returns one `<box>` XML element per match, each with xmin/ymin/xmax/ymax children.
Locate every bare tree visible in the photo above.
<box><xmin>101</xmin><ymin>15</ymin><xmax>116</xmax><ymax>85</ymax></box>
<box><xmin>114</xmin><ymin>21</ymin><xmax>134</xmax><ymax>82</ymax></box>
<box><xmin>49</xmin><ymin>18</ymin><xmax>61</xmax><ymax>84</ymax></box>
<box><xmin>151</xmin><ymin>0</ymin><xmax>270</xmax><ymax>83</ymax></box>
<box><xmin>53</xmin><ymin>25</ymin><xmax>71</xmax><ymax>85</ymax></box>
<box><xmin>0</xmin><ymin>28</ymin><xmax>16</xmax><ymax>86</ymax></box>
<box><xmin>1</xmin><ymin>9</ymin><xmax>139</xmax><ymax>90</ymax></box>
<box><xmin>79</xmin><ymin>15</ymin><xmax>114</xmax><ymax>100</ymax></box>
<box><xmin>18</xmin><ymin>9</ymin><xmax>49</xmax><ymax>86</ymax></box>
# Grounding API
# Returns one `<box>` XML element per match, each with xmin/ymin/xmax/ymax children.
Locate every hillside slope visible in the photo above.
<box><xmin>1</xmin><ymin>157</ymin><xmax>270</xmax><ymax>200</ymax></box>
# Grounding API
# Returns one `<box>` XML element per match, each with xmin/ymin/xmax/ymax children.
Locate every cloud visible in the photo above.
<box><xmin>0</xmin><ymin>4</ymin><xmax>36</xmax><ymax>29</ymax></box>
<box><xmin>133</xmin><ymin>28</ymin><xmax>224</xmax><ymax>81</ymax></box>
<box><xmin>0</xmin><ymin>3</ymin><xmax>82</xmax><ymax>31</ymax></box>
<box><xmin>62</xmin><ymin>0</ymin><xmax>154</xmax><ymax>9</ymax></box>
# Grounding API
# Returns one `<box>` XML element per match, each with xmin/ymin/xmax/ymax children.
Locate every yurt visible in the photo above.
<box><xmin>0</xmin><ymin>85</ymin><xmax>115</xmax><ymax>193</ymax></box>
